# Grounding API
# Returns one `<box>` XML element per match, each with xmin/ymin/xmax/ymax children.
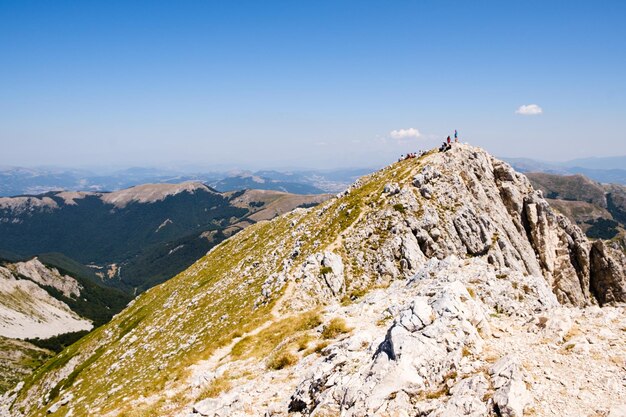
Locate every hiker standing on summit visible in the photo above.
<box><xmin>454</xmin><ymin>130</ymin><xmax>458</xmax><ymax>142</ymax></box>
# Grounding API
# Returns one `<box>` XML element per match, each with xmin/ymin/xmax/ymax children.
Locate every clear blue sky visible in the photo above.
<box><xmin>1</xmin><ymin>1</ymin><xmax>625</xmax><ymax>169</ymax></box>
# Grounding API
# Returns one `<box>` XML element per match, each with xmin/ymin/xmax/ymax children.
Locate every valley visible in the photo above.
<box><xmin>0</xmin><ymin>183</ymin><xmax>330</xmax><ymax>293</ymax></box>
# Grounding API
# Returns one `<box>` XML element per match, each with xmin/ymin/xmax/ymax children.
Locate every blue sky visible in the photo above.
<box><xmin>1</xmin><ymin>1</ymin><xmax>625</xmax><ymax>169</ymax></box>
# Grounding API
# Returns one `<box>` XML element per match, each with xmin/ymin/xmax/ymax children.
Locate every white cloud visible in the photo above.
<box><xmin>389</xmin><ymin>128</ymin><xmax>421</xmax><ymax>139</ymax></box>
<box><xmin>515</xmin><ymin>104</ymin><xmax>543</xmax><ymax>115</ymax></box>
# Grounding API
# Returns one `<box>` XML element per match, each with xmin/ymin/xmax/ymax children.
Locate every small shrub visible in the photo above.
<box><xmin>304</xmin><ymin>341</ymin><xmax>330</xmax><ymax>356</ymax></box>
<box><xmin>320</xmin><ymin>266</ymin><xmax>333</xmax><ymax>275</ymax></box>
<box><xmin>425</xmin><ymin>386</ymin><xmax>449</xmax><ymax>399</ymax></box>
<box><xmin>267</xmin><ymin>351</ymin><xmax>298</xmax><ymax>370</ymax></box>
<box><xmin>461</xmin><ymin>346</ymin><xmax>472</xmax><ymax>357</ymax></box>
<box><xmin>466</xmin><ymin>287</ymin><xmax>476</xmax><ymax>298</ymax></box>
<box><xmin>376</xmin><ymin>317</ymin><xmax>390</xmax><ymax>327</ymax></box>
<box><xmin>341</xmin><ymin>287</ymin><xmax>369</xmax><ymax>305</ymax></box>
<box><xmin>321</xmin><ymin>318</ymin><xmax>351</xmax><ymax>339</ymax></box>
<box><xmin>444</xmin><ymin>370</ymin><xmax>458</xmax><ymax>381</ymax></box>
<box><xmin>349</xmin><ymin>287</ymin><xmax>368</xmax><ymax>300</ymax></box>
<box><xmin>496</xmin><ymin>273</ymin><xmax>508</xmax><ymax>279</ymax></box>
<box><xmin>295</xmin><ymin>333</ymin><xmax>313</xmax><ymax>351</ymax></box>
<box><xmin>198</xmin><ymin>374</ymin><xmax>232</xmax><ymax>400</ymax></box>
<box><xmin>317</xmin><ymin>341</ymin><xmax>330</xmax><ymax>353</ymax></box>
<box><xmin>392</xmin><ymin>204</ymin><xmax>406</xmax><ymax>214</ymax></box>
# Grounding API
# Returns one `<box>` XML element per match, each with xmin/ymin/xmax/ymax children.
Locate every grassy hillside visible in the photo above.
<box><xmin>10</xmin><ymin>152</ymin><xmax>412</xmax><ymax>417</ymax></box>
<box><xmin>526</xmin><ymin>173</ymin><xmax>607</xmax><ymax>205</ymax></box>
<box><xmin>0</xmin><ymin>337</ymin><xmax>52</xmax><ymax>395</ymax></box>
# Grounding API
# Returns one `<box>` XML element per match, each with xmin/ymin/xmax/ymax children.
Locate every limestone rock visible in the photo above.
<box><xmin>490</xmin><ymin>356</ymin><xmax>529</xmax><ymax>417</ymax></box>
<box><xmin>589</xmin><ymin>240</ymin><xmax>626</xmax><ymax>305</ymax></box>
<box><xmin>321</xmin><ymin>251</ymin><xmax>345</xmax><ymax>296</ymax></box>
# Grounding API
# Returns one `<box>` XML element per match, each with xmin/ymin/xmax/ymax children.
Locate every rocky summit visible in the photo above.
<box><xmin>2</xmin><ymin>144</ymin><xmax>625</xmax><ymax>417</ymax></box>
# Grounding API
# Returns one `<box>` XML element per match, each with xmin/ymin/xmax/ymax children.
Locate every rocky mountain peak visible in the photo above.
<box><xmin>285</xmin><ymin>143</ymin><xmax>624</xmax><ymax>310</ymax></box>
<box><xmin>3</xmin><ymin>144</ymin><xmax>625</xmax><ymax>417</ymax></box>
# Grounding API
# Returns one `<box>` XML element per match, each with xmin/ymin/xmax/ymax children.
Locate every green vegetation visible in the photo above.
<box><xmin>319</xmin><ymin>266</ymin><xmax>333</xmax><ymax>275</ymax></box>
<box><xmin>526</xmin><ymin>173</ymin><xmax>607</xmax><ymax>206</ymax></box>
<box><xmin>8</xmin><ymin>253</ymin><xmax>133</xmax><ymax>327</ymax></box>
<box><xmin>13</xmin><ymin>155</ymin><xmax>431</xmax><ymax>417</ymax></box>
<box><xmin>25</xmin><ymin>331</ymin><xmax>89</xmax><ymax>353</ymax></box>
<box><xmin>392</xmin><ymin>203</ymin><xmax>406</xmax><ymax>214</ymax></box>
<box><xmin>0</xmin><ymin>189</ymin><xmax>289</xmax><ymax>293</ymax></box>
<box><xmin>585</xmin><ymin>218</ymin><xmax>619</xmax><ymax>239</ymax></box>
<box><xmin>0</xmin><ymin>337</ymin><xmax>52</xmax><ymax>394</ymax></box>
<box><xmin>6</xmin><ymin>190</ymin><xmax>326</xmax><ymax>294</ymax></box>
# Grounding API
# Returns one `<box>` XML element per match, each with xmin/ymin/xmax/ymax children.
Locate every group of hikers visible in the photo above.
<box><xmin>398</xmin><ymin>130</ymin><xmax>460</xmax><ymax>161</ymax></box>
<box><xmin>439</xmin><ymin>129</ymin><xmax>459</xmax><ymax>152</ymax></box>
<box><xmin>399</xmin><ymin>151</ymin><xmax>424</xmax><ymax>161</ymax></box>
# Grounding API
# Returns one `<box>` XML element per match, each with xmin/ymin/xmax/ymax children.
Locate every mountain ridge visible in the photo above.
<box><xmin>3</xmin><ymin>144</ymin><xmax>625</xmax><ymax>417</ymax></box>
<box><xmin>0</xmin><ymin>166</ymin><xmax>371</xmax><ymax>197</ymax></box>
<box><xmin>505</xmin><ymin>156</ymin><xmax>626</xmax><ymax>185</ymax></box>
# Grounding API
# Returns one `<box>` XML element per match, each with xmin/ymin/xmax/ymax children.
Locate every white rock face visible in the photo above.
<box><xmin>186</xmin><ymin>257</ymin><xmax>625</xmax><ymax>417</ymax></box>
<box><xmin>0</xmin><ymin>266</ymin><xmax>92</xmax><ymax>339</ymax></box>
<box><xmin>14</xmin><ymin>258</ymin><xmax>81</xmax><ymax>299</ymax></box>
<box><xmin>321</xmin><ymin>251</ymin><xmax>345</xmax><ymax>296</ymax></box>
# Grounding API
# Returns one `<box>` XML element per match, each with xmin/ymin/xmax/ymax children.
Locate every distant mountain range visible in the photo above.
<box><xmin>0</xmin><ymin>166</ymin><xmax>372</xmax><ymax>197</ymax></box>
<box><xmin>0</xmin><ymin>182</ymin><xmax>330</xmax><ymax>293</ymax></box>
<box><xmin>504</xmin><ymin>155</ymin><xmax>626</xmax><ymax>185</ymax></box>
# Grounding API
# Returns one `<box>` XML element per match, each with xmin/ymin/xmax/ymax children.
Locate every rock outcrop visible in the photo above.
<box><xmin>0</xmin><ymin>263</ymin><xmax>91</xmax><ymax>339</ymax></box>
<box><xmin>13</xmin><ymin>258</ymin><xmax>81</xmax><ymax>299</ymax></box>
<box><xmin>589</xmin><ymin>240</ymin><xmax>626</xmax><ymax>305</ymax></box>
